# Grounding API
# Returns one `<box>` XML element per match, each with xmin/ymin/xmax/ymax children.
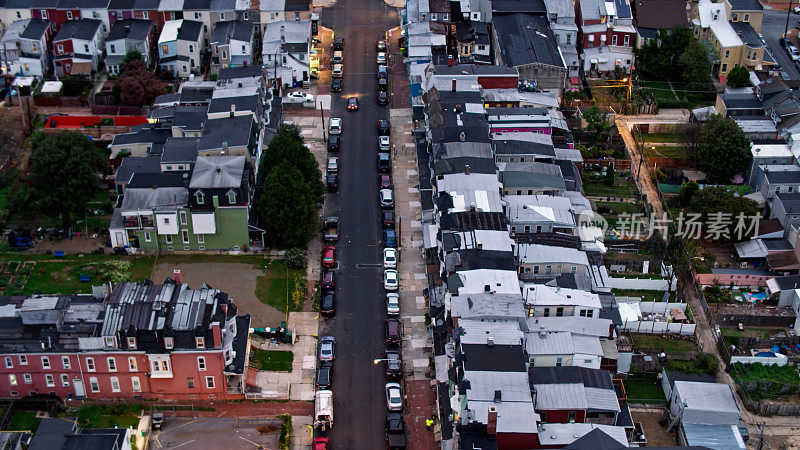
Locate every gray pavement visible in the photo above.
<box><xmin>149</xmin><ymin>417</ymin><xmax>280</xmax><ymax>450</ymax></box>
<box><xmin>762</xmin><ymin>10</ymin><xmax>800</xmax><ymax>79</ymax></box>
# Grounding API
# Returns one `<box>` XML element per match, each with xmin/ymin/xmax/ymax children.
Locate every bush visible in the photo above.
<box><xmin>278</xmin><ymin>414</ymin><xmax>291</xmax><ymax>450</ymax></box>
<box><xmin>666</xmin><ymin>353</ymin><xmax>718</xmax><ymax>375</ymax></box>
<box><xmin>285</xmin><ymin>248</ymin><xmax>306</xmax><ymax>269</ymax></box>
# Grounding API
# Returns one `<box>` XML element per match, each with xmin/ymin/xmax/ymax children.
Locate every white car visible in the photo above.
<box><xmin>327</xmin><ymin>156</ymin><xmax>339</xmax><ymax>172</ymax></box>
<box><xmin>379</xmin><ymin>189</ymin><xmax>394</xmax><ymax>209</ymax></box>
<box><xmin>285</xmin><ymin>91</ymin><xmax>315</xmax><ymax>103</ymax></box>
<box><xmin>383</xmin><ymin>269</ymin><xmax>398</xmax><ymax>291</ymax></box>
<box><xmin>385</xmin><ymin>382</ymin><xmax>403</xmax><ymax>411</ymax></box>
<box><xmin>377</xmin><ymin>52</ymin><xmax>387</xmax><ymax>65</ymax></box>
<box><xmin>329</xmin><ymin>118</ymin><xmax>342</xmax><ymax>135</ymax></box>
<box><xmin>332</xmin><ymin>64</ymin><xmax>343</xmax><ymax>78</ymax></box>
<box><xmin>794</xmin><ymin>5</ymin><xmax>800</xmax><ymax>13</ymax></box>
<box><xmin>379</xmin><ymin>135</ymin><xmax>390</xmax><ymax>152</ymax></box>
<box><xmin>383</xmin><ymin>247</ymin><xmax>397</xmax><ymax>268</ymax></box>
<box><xmin>386</xmin><ymin>293</ymin><xmax>400</xmax><ymax>315</ymax></box>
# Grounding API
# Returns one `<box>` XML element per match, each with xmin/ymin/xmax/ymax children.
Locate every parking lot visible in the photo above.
<box><xmin>149</xmin><ymin>417</ymin><xmax>282</xmax><ymax>449</ymax></box>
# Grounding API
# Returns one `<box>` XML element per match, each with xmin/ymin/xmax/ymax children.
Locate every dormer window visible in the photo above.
<box><xmin>164</xmin><ymin>337</ymin><xmax>174</xmax><ymax>349</ymax></box>
<box><xmin>195</xmin><ymin>337</ymin><xmax>205</xmax><ymax>349</ymax></box>
<box><xmin>227</xmin><ymin>190</ymin><xmax>236</xmax><ymax>204</ymax></box>
<box><xmin>127</xmin><ymin>337</ymin><xmax>137</xmax><ymax>349</ymax></box>
<box><xmin>195</xmin><ymin>190</ymin><xmax>205</xmax><ymax>204</ymax></box>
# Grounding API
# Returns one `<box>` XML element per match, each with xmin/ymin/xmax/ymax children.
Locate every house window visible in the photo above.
<box><xmin>187</xmin><ymin>377</ymin><xmax>195</xmax><ymax>388</ymax></box>
<box><xmin>197</xmin><ymin>234</ymin><xmax>204</xmax><ymax>244</ymax></box>
<box><xmin>242</xmin><ymin>45</ymin><xmax>246</xmax><ymax>53</ymax></box>
<box><xmin>41</xmin><ymin>357</ymin><xmax>50</xmax><ymax>369</ymax></box>
<box><xmin>571</xmin><ymin>266</ymin><xmax>577</xmax><ymax>274</ymax></box>
<box><xmin>86</xmin><ymin>358</ymin><xmax>95</xmax><ymax>371</ymax></box>
<box><xmin>611</xmin><ymin>35</ymin><xmax>617</xmax><ymax>45</ymax></box>
<box><xmin>166</xmin><ymin>235</ymin><xmax>173</xmax><ymax>244</ymax></box>
<box><xmin>555</xmin><ymin>357</ymin><xmax>563</xmax><ymax>366</ymax></box>
<box><xmin>16</xmin><ymin>11</ymin><xmax>20</xmax><ymax>18</ymax></box>
<box><xmin>23</xmin><ymin>374</ymin><xmax>32</xmax><ymax>384</ymax></box>
<box><xmin>143</xmin><ymin>11</ymin><xmax>148</xmax><ymax>19</ymax></box>
<box><xmin>144</xmin><ymin>232</ymin><xmax>151</xmax><ymax>242</ymax></box>
<box><xmin>568</xmin><ymin>411</ymin><xmax>576</xmax><ymax>422</ymax></box>
<box><xmin>732</xmin><ymin>13</ymin><xmax>738</xmax><ymax>20</ymax></box>
<box><xmin>162</xmin><ymin>44</ymin><xmax>168</xmax><ymax>54</ymax></box>
<box><xmin>195</xmin><ymin>191</ymin><xmax>204</xmax><ymax>204</ymax></box>
<box><xmin>566</xmin><ymin>34</ymin><xmax>571</xmax><ymax>44</ymax></box>
<box><xmin>222</xmin><ymin>50</ymin><xmax>227</xmax><ymax>59</ymax></box>
<box><xmin>61</xmin><ymin>356</ymin><xmax>70</xmax><ymax>369</ymax></box>
<box><xmin>127</xmin><ymin>337</ymin><xmax>137</xmax><ymax>349</ymax></box>
<box><xmin>545</xmin><ymin>265</ymin><xmax>552</xmax><ymax>274</ymax></box>
<box><xmin>4</xmin><ymin>357</ymin><xmax>12</xmax><ymax>368</ymax></box>
<box><xmin>57</xmin><ymin>44</ymin><xmax>63</xmax><ymax>53</ymax></box>
<box><xmin>181</xmin><ymin>229</ymin><xmax>189</xmax><ymax>244</ymax></box>
<box><xmin>543</xmin><ymin>308</ymin><xmax>550</xmax><ymax>317</ymax></box>
<box><xmin>90</xmin><ymin>377</ymin><xmax>99</xmax><ymax>392</ymax></box>
<box><xmin>533</xmin><ymin>266</ymin><xmax>539</xmax><ymax>274</ymax></box>
<box><xmin>197</xmin><ymin>356</ymin><xmax>206</xmax><ymax>371</ymax></box>
<box><xmin>227</xmin><ymin>191</ymin><xmax>236</xmax><ymax>204</ymax></box>
<box><xmin>724</xmin><ymin>49</ymin><xmax>730</xmax><ymax>59</ymax></box>
<box><xmin>243</xmin><ymin>12</ymin><xmax>249</xmax><ymax>19</ymax></box>
<box><xmin>84</xmin><ymin>44</ymin><xmax>89</xmax><ymax>52</ymax></box>
<box><xmin>164</xmin><ymin>337</ymin><xmax>174</xmax><ymax>349</ymax></box>
<box><xmin>624</xmin><ymin>35</ymin><xmax>629</xmax><ymax>46</ymax></box>
<box><xmin>66</xmin><ymin>11</ymin><xmax>73</xmax><ymax>19</ymax></box>
<box><xmin>45</xmin><ymin>374</ymin><xmax>55</xmax><ymax>387</ymax></box>
<box><xmin>61</xmin><ymin>374</ymin><xmax>70</xmax><ymax>386</ymax></box>
<box><xmin>107</xmin><ymin>357</ymin><xmax>117</xmax><ymax>372</ymax></box>
<box><xmin>295</xmin><ymin>12</ymin><xmax>300</xmax><ymax>20</ymax></box>
<box><xmin>8</xmin><ymin>375</ymin><xmax>17</xmax><ymax>385</ymax></box>
<box><xmin>196</xmin><ymin>337</ymin><xmax>205</xmax><ymax>349</ymax></box>
<box><xmin>179</xmin><ymin>211</ymin><xmax>187</xmax><ymax>225</ymax></box>
<box><xmin>556</xmin><ymin>307</ymin><xmax>564</xmax><ymax>317</ymax></box>
<box><xmin>40</xmin><ymin>10</ymin><xmax>47</xmax><ymax>18</ymax></box>
<box><xmin>204</xmin><ymin>25</ymin><xmax>208</xmax><ymax>33</ymax></box>
<box><xmin>580</xmin><ymin>309</ymin><xmax>588</xmax><ymax>317</ymax></box>
<box><xmin>194</xmin><ymin>12</ymin><xmax>200</xmax><ymax>19</ymax></box>
<box><xmin>110</xmin><ymin>377</ymin><xmax>120</xmax><ymax>392</ymax></box>
<box><xmin>104</xmin><ymin>337</ymin><xmax>116</xmax><ymax>347</ymax></box>
<box><xmin>721</xmin><ymin>63</ymin><xmax>728</xmax><ymax>72</ymax></box>
<box><xmin>110</xmin><ymin>44</ymin><xmax>116</xmax><ymax>53</ymax></box>
<box><xmin>132</xmin><ymin>376</ymin><xmax>141</xmax><ymax>392</ymax></box>
<box><xmin>19</xmin><ymin>355</ymin><xmax>27</xmax><ymax>365</ymax></box>
<box><xmin>744</xmin><ymin>13</ymin><xmax>749</xmax><ymax>21</ymax></box>
<box><xmin>220</xmin><ymin>12</ymin><xmax>225</xmax><ymax>20</ymax></box>
<box><xmin>205</xmin><ymin>376</ymin><xmax>215</xmax><ymax>389</ymax></box>
<box><xmin>128</xmin><ymin>357</ymin><xmax>137</xmax><ymax>372</ymax></box>
<box><xmin>586</xmin><ymin>310</ymin><xmax>593</xmax><ymax>318</ymax></box>
<box><xmin>189</xmin><ymin>44</ymin><xmax>194</xmax><ymax>53</ymax></box>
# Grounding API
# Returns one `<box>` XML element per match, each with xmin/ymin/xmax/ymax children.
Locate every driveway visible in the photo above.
<box><xmin>151</xmin><ymin>262</ymin><xmax>284</xmax><ymax>326</ymax></box>
<box><xmin>150</xmin><ymin>417</ymin><xmax>280</xmax><ymax>450</ymax></box>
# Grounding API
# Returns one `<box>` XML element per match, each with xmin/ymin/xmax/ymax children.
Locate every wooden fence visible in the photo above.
<box><xmin>740</xmin><ymin>389</ymin><xmax>800</xmax><ymax>416</ymax></box>
<box><xmin>576</xmin><ymin>158</ymin><xmax>632</xmax><ymax>171</ymax></box>
<box><xmin>33</xmin><ymin>95</ymin><xmax>89</xmax><ymax>107</ymax></box>
<box><xmin>41</xmin><ymin>125</ymin><xmax>134</xmax><ymax>138</ymax></box>
<box><xmin>736</xmin><ymin>336</ymin><xmax>800</xmax><ymax>349</ymax></box>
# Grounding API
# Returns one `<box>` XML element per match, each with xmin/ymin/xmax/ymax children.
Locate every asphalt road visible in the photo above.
<box><xmin>762</xmin><ymin>9</ymin><xmax>800</xmax><ymax>79</ymax></box>
<box><xmin>318</xmin><ymin>0</ymin><xmax>399</xmax><ymax>448</ymax></box>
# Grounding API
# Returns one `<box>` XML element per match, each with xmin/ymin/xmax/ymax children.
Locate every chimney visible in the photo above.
<box><xmin>464</xmin><ymin>164</ymin><xmax>471</xmax><ymax>174</ymax></box>
<box><xmin>211</xmin><ymin>324</ymin><xmax>222</xmax><ymax>348</ymax></box>
<box><xmin>487</xmin><ymin>336</ymin><xmax>494</xmax><ymax>347</ymax></box>
<box><xmin>173</xmin><ymin>269</ymin><xmax>182</xmax><ymax>284</ymax></box>
<box><xmin>459</xmin><ymin>131</ymin><xmax>466</xmax><ymax>141</ymax></box>
<box><xmin>487</xmin><ymin>406</ymin><xmax>498</xmax><ymax>436</ymax></box>
<box><xmin>230</xmin><ymin>104</ymin><xmax>236</xmax><ymax>116</ymax></box>
<box><xmin>608</xmin><ymin>323</ymin><xmax>615</xmax><ymax>339</ymax></box>
<box><xmin>221</xmin><ymin>141</ymin><xmax>228</xmax><ymax>153</ymax></box>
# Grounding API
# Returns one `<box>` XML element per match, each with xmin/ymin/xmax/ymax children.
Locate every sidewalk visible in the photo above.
<box><xmin>253</xmin><ymin>312</ymin><xmax>319</xmax><ymax>401</ymax></box>
<box><xmin>615</xmin><ymin>116</ymin><xmax>665</xmax><ymax>220</ymax></box>
<box><xmin>151</xmin><ymin>400</ymin><xmax>314</xmax><ymax>417</ymax></box>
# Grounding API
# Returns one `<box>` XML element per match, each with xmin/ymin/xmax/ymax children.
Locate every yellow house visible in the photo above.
<box><xmin>690</xmin><ymin>0</ymin><xmax>770</xmax><ymax>82</ymax></box>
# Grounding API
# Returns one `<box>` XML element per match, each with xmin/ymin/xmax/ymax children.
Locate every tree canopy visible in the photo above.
<box><xmin>28</xmin><ymin>131</ymin><xmax>107</xmax><ymax>230</ymax></box>
<box><xmin>634</xmin><ymin>26</ymin><xmax>693</xmax><ymax>80</ymax></box>
<box><xmin>256</xmin><ymin>125</ymin><xmax>325</xmax><ymax>247</ymax></box>
<box><xmin>114</xmin><ymin>58</ymin><xmax>165</xmax><ymax>106</ymax></box>
<box><xmin>686</xmin><ymin>187</ymin><xmax>760</xmax><ymax>241</ymax></box>
<box><xmin>690</xmin><ymin>115</ymin><xmax>751</xmax><ymax>183</ymax></box>
<box><xmin>726</xmin><ymin>66</ymin><xmax>751</xmax><ymax>88</ymax></box>
<box><xmin>679</xmin><ymin>41</ymin><xmax>713</xmax><ymax>84</ymax></box>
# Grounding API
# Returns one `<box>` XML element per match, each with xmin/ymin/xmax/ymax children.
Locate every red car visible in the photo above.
<box><xmin>322</xmin><ymin>246</ymin><xmax>336</xmax><ymax>268</ymax></box>
<box><xmin>379</xmin><ymin>174</ymin><xmax>393</xmax><ymax>189</ymax></box>
<box><xmin>312</xmin><ymin>437</ymin><xmax>330</xmax><ymax>450</ymax></box>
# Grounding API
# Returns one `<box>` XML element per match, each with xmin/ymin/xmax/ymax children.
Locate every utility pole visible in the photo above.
<box><xmin>786</xmin><ymin>0</ymin><xmax>794</xmax><ymax>39</ymax></box>
<box><xmin>319</xmin><ymin>99</ymin><xmax>326</xmax><ymax>144</ymax></box>
<box><xmin>757</xmin><ymin>421</ymin><xmax>766</xmax><ymax>450</ymax></box>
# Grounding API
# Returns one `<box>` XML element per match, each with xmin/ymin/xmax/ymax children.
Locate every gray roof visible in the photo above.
<box><xmin>116</xmin><ymin>155</ymin><xmax>162</xmax><ymax>184</ymax></box>
<box><xmin>450</xmin><ymin>293</ymin><xmax>527</xmax><ymax>319</ymax></box>
<box><xmin>682</xmin><ymin>423</ymin><xmax>746</xmax><ymax>449</ymax></box>
<box><xmin>171</xmin><ymin>106</ymin><xmax>208</xmax><ymax>130</ymax></box>
<box><xmin>728</xmin><ymin>0</ymin><xmax>762</xmax><ymax>10</ymax></box>
<box><xmin>189</xmin><ymin>155</ymin><xmax>246</xmax><ymax>188</ymax></box>
<box><xmin>211</xmin><ymin>20</ymin><xmax>253</xmax><ymax>44</ymax></box>
<box><xmin>523</xmin><ymin>316</ymin><xmax>613</xmax><ymax>337</ymax></box>
<box><xmin>500</xmin><ymin>170</ymin><xmax>566</xmax><ymax>190</ymax></box>
<box><xmin>433</xmin><ymin>64</ymin><xmax>518</xmax><ymax>76</ymax></box>
<box><xmin>198</xmin><ymin>116</ymin><xmax>255</xmax><ymax>151</ymax></box>
<box><xmin>161</xmin><ymin>137</ymin><xmax>198</xmax><ymax>163</ymax></box>
<box><xmin>111</xmin><ymin>127</ymin><xmax>171</xmax><ymax>146</ymax></box>
<box><xmin>20</xmin><ymin>18</ymin><xmax>50</xmax><ymax>40</ymax></box>
<box><xmin>777</xmin><ymin>192</ymin><xmax>800</xmax><ymax>211</ymax></box>
<box><xmin>494</xmin><ymin>139</ymin><xmax>555</xmax><ymax>156</ymax></box>
<box><xmin>674</xmin><ymin>381</ymin><xmax>739</xmax><ymax>414</ymax></box>
<box><xmin>729</xmin><ymin>21</ymin><xmax>762</xmax><ymax>48</ymax></box>
<box><xmin>107</xmin><ymin>18</ymin><xmax>153</xmax><ymax>42</ymax></box>
<box><xmin>492</xmin><ymin>13</ymin><xmax>564</xmax><ymax>68</ymax></box>
<box><xmin>119</xmin><ymin>187</ymin><xmax>187</xmax><ymax>211</ymax></box>
<box><xmin>54</xmin><ymin>19</ymin><xmax>102</xmax><ymax>42</ymax></box>
<box><xmin>208</xmin><ymin>94</ymin><xmax>261</xmax><ymax>114</ymax></box>
<box><xmin>29</xmin><ymin>418</ymin><xmax>77</xmax><ymax>450</ymax></box>
<box><xmin>765</xmin><ymin>170</ymin><xmax>800</xmax><ymax>184</ymax></box>
<box><xmin>177</xmin><ymin>20</ymin><xmax>203</xmax><ymax>40</ymax></box>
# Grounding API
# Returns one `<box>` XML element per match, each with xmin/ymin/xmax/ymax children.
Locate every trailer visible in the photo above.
<box><xmin>323</xmin><ymin>217</ymin><xmax>339</xmax><ymax>242</ymax></box>
<box><xmin>314</xmin><ymin>390</ymin><xmax>333</xmax><ymax>430</ymax></box>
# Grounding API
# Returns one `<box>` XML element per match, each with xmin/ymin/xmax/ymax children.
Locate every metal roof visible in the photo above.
<box><xmin>189</xmin><ymin>155</ymin><xmax>246</xmax><ymax>188</ymax></box>
<box><xmin>682</xmin><ymin>423</ymin><xmax>746</xmax><ymax>449</ymax></box>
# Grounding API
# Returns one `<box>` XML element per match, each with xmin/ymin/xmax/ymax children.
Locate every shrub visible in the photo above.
<box><xmin>285</xmin><ymin>248</ymin><xmax>306</xmax><ymax>269</ymax></box>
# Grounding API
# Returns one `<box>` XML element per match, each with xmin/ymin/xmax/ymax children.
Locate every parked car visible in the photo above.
<box><xmin>312</xmin><ymin>437</ymin><xmax>330</xmax><ymax>450</ymax></box>
<box><xmin>379</xmin><ymin>174</ymin><xmax>393</xmax><ymax>189</ymax></box>
<box><xmin>328</xmin><ymin>135</ymin><xmax>340</xmax><ymax>152</ymax></box>
<box><xmin>327</xmin><ymin>156</ymin><xmax>339</xmax><ymax>172</ymax></box>
<box><xmin>377</xmin><ymin>65</ymin><xmax>388</xmax><ymax>79</ymax></box>
<box><xmin>385</xmin><ymin>382</ymin><xmax>403</xmax><ymax>410</ymax></box>
<box><xmin>286</xmin><ymin>91</ymin><xmax>315</xmax><ymax>103</ymax></box>
<box><xmin>378</xmin><ymin>153</ymin><xmax>391</xmax><ymax>172</ymax></box>
<box><xmin>331</xmin><ymin>78</ymin><xmax>343</xmax><ymax>92</ymax></box>
<box><xmin>380</xmin><ymin>189</ymin><xmax>394</xmax><ymax>208</ymax></box>
<box><xmin>383</xmin><ymin>248</ymin><xmax>397</xmax><ymax>268</ymax></box>
<box><xmin>316</xmin><ymin>362</ymin><xmax>333</xmax><ymax>389</ymax></box>
<box><xmin>788</xmin><ymin>45</ymin><xmax>800</xmax><ymax>61</ymax></box>
<box><xmin>347</xmin><ymin>97</ymin><xmax>359</xmax><ymax>111</ymax></box>
<box><xmin>385</xmin><ymin>351</ymin><xmax>402</xmax><ymax>379</ymax></box>
<box><xmin>379</xmin><ymin>135</ymin><xmax>390</xmax><ymax>151</ymax></box>
<box><xmin>333</xmin><ymin>36</ymin><xmax>344</xmax><ymax>50</ymax></box>
<box><xmin>321</xmin><ymin>246</ymin><xmax>336</xmax><ymax>268</ymax></box>
<box><xmin>386</xmin><ymin>412</ymin><xmax>404</xmax><ymax>432</ymax></box>
<box><xmin>321</xmin><ymin>291</ymin><xmax>335</xmax><ymax>315</ymax></box>
<box><xmin>377</xmin><ymin>119</ymin><xmax>390</xmax><ymax>135</ymax></box>
<box><xmin>322</xmin><ymin>270</ymin><xmax>335</xmax><ymax>289</ymax></box>
<box><xmin>385</xmin><ymin>318</ymin><xmax>401</xmax><ymax>345</ymax></box>
<box><xmin>332</xmin><ymin>50</ymin><xmax>343</xmax><ymax>63</ymax></box>
<box><xmin>329</xmin><ymin>117</ymin><xmax>342</xmax><ymax>135</ymax></box>
<box><xmin>326</xmin><ymin>171</ymin><xmax>338</xmax><ymax>191</ymax></box>
<box><xmin>383</xmin><ymin>229</ymin><xmax>397</xmax><ymax>247</ymax></box>
<box><xmin>795</xmin><ymin>5</ymin><xmax>800</xmax><ymax>13</ymax></box>
<box><xmin>383</xmin><ymin>269</ymin><xmax>398</xmax><ymax>291</ymax></box>
<box><xmin>378</xmin><ymin>78</ymin><xmax>388</xmax><ymax>92</ymax></box>
<box><xmin>781</xmin><ymin>37</ymin><xmax>791</xmax><ymax>49</ymax></box>
<box><xmin>319</xmin><ymin>336</ymin><xmax>336</xmax><ymax>361</ymax></box>
<box><xmin>382</xmin><ymin>210</ymin><xmax>395</xmax><ymax>229</ymax></box>
<box><xmin>386</xmin><ymin>293</ymin><xmax>400</xmax><ymax>315</ymax></box>
<box><xmin>378</xmin><ymin>91</ymin><xmax>388</xmax><ymax>106</ymax></box>
<box><xmin>332</xmin><ymin>64</ymin><xmax>343</xmax><ymax>78</ymax></box>
<box><xmin>377</xmin><ymin>52</ymin><xmax>387</xmax><ymax>65</ymax></box>
<box><xmin>377</xmin><ymin>40</ymin><xmax>387</xmax><ymax>51</ymax></box>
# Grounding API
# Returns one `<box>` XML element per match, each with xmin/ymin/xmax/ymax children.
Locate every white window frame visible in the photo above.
<box><xmin>90</xmin><ymin>377</ymin><xmax>99</xmax><ymax>392</ymax></box>
<box><xmin>45</xmin><ymin>374</ymin><xmax>54</xmax><ymax>387</ymax></box>
<box><xmin>623</xmin><ymin>35</ymin><xmax>629</xmax><ymax>46</ymax></box>
<box><xmin>84</xmin><ymin>44</ymin><xmax>89</xmax><ymax>53</ymax></box>
<box><xmin>41</xmin><ymin>356</ymin><xmax>50</xmax><ymax>369</ymax></box>
<box><xmin>205</xmin><ymin>376</ymin><xmax>215</xmax><ymax>389</ymax></box>
<box><xmin>61</xmin><ymin>356</ymin><xmax>70</xmax><ymax>369</ymax></box>
<box><xmin>104</xmin><ymin>336</ymin><xmax>116</xmax><ymax>348</ymax></box>
<box><xmin>61</xmin><ymin>374</ymin><xmax>70</xmax><ymax>386</ymax></box>
<box><xmin>195</xmin><ymin>337</ymin><xmax>205</xmax><ymax>349</ymax></box>
<box><xmin>127</xmin><ymin>337</ymin><xmax>137</xmax><ymax>349</ymax></box>
<box><xmin>128</xmin><ymin>357</ymin><xmax>137</xmax><ymax>372</ymax></box>
<box><xmin>197</xmin><ymin>234</ymin><xmax>205</xmax><ymax>244</ymax></box>
<box><xmin>18</xmin><ymin>355</ymin><xmax>27</xmax><ymax>365</ymax></box>
<box><xmin>110</xmin><ymin>377</ymin><xmax>120</xmax><ymax>392</ymax></box>
<box><xmin>57</xmin><ymin>43</ymin><xmax>63</xmax><ymax>53</ymax></box>
<box><xmin>197</xmin><ymin>356</ymin><xmax>206</xmax><ymax>371</ymax></box>
<box><xmin>4</xmin><ymin>357</ymin><xmax>12</xmax><ymax>368</ymax></box>
<box><xmin>86</xmin><ymin>357</ymin><xmax>95</xmax><ymax>372</ymax></box>
<box><xmin>66</xmin><ymin>11</ymin><xmax>73</xmax><ymax>19</ymax></box>
<box><xmin>23</xmin><ymin>374</ymin><xmax>32</xmax><ymax>384</ymax></box>
<box><xmin>195</xmin><ymin>191</ymin><xmax>205</xmax><ymax>204</ymax></box>
<box><xmin>110</xmin><ymin>43</ymin><xmax>116</xmax><ymax>53</ymax></box>
<box><xmin>143</xmin><ymin>11</ymin><xmax>148</xmax><ymax>19</ymax></box>
<box><xmin>179</xmin><ymin>211</ymin><xmax>187</xmax><ymax>225</ymax></box>
<box><xmin>227</xmin><ymin>190</ymin><xmax>236</xmax><ymax>204</ymax></box>
<box><xmin>611</xmin><ymin>35</ymin><xmax>617</xmax><ymax>46</ymax></box>
<box><xmin>8</xmin><ymin>374</ymin><xmax>17</xmax><ymax>385</ymax></box>
<box><xmin>107</xmin><ymin>357</ymin><xmax>117</xmax><ymax>372</ymax></box>
<box><xmin>182</xmin><ymin>229</ymin><xmax>190</xmax><ymax>244</ymax></box>
<box><xmin>132</xmin><ymin>376</ymin><xmax>141</xmax><ymax>392</ymax></box>
<box><xmin>164</xmin><ymin>337</ymin><xmax>174</xmax><ymax>349</ymax></box>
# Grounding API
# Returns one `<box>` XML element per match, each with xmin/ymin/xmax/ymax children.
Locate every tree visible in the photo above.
<box><xmin>678</xmin><ymin>181</ymin><xmax>699</xmax><ymax>207</ymax></box>
<box><xmin>116</xmin><ymin>59</ymin><xmax>165</xmax><ymax>106</ymax></box>
<box><xmin>687</xmin><ymin>187</ymin><xmax>760</xmax><ymax>241</ymax></box>
<box><xmin>258</xmin><ymin>161</ymin><xmax>320</xmax><ymax>247</ymax></box>
<box><xmin>583</xmin><ymin>105</ymin><xmax>611</xmax><ymax>149</ymax></box>
<box><xmin>634</xmin><ymin>26</ymin><xmax>693</xmax><ymax>80</ymax></box>
<box><xmin>679</xmin><ymin>41</ymin><xmax>713</xmax><ymax>84</ymax></box>
<box><xmin>259</xmin><ymin>124</ymin><xmax>324</xmax><ymax>204</ymax></box>
<box><xmin>118</xmin><ymin>76</ymin><xmax>145</xmax><ymax>105</ymax></box>
<box><xmin>28</xmin><ymin>132</ymin><xmax>107</xmax><ymax>230</ymax></box>
<box><xmin>689</xmin><ymin>115</ymin><xmax>751</xmax><ymax>183</ymax></box>
<box><xmin>726</xmin><ymin>66</ymin><xmax>751</xmax><ymax>88</ymax></box>
<box><xmin>123</xmin><ymin>49</ymin><xmax>143</xmax><ymax>65</ymax></box>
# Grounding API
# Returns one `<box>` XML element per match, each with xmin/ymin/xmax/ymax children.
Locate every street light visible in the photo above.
<box><xmin>373</xmin><ymin>358</ymin><xmax>389</xmax><ymax>365</ymax></box>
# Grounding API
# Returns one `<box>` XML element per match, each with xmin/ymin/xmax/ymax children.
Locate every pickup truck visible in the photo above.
<box><xmin>314</xmin><ymin>390</ymin><xmax>333</xmax><ymax>430</ymax></box>
<box><xmin>323</xmin><ymin>217</ymin><xmax>339</xmax><ymax>242</ymax></box>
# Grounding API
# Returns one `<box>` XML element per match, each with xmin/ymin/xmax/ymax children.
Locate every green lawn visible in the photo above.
<box><xmin>612</xmin><ymin>288</ymin><xmax>675</xmax><ymax>302</ymax></box>
<box><xmin>625</xmin><ymin>379</ymin><xmax>667</xmax><ymax>403</ymax></box>
<box><xmin>95</xmin><ymin>415</ymin><xmax>139</xmax><ymax>428</ymax></box>
<box><xmin>645</xmin><ymin>146</ymin><xmax>689</xmax><ymax>159</ymax></box>
<box><xmin>8</xmin><ymin>411</ymin><xmax>42</xmax><ymax>432</ymax></box>
<box><xmin>76</xmin><ymin>403</ymin><xmax>142</xmax><ymax>428</ymax></box>
<box><xmin>250</xmin><ymin>348</ymin><xmax>294</xmax><ymax>372</ymax></box>
<box><xmin>631</xmin><ymin>334</ymin><xmax>697</xmax><ymax>353</ymax></box>
<box><xmin>255</xmin><ymin>260</ymin><xmax>305</xmax><ymax>313</ymax></box>
<box><xmin>642</xmin><ymin>133</ymin><xmax>681</xmax><ymax>143</ymax></box>
<box><xmin>595</xmin><ymin>201</ymin><xmax>644</xmax><ymax>215</ymax></box>
<box><xmin>583</xmin><ymin>181</ymin><xmax>636</xmax><ymax>198</ymax></box>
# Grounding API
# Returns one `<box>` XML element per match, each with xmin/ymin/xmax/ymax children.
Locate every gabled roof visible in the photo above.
<box><xmin>492</xmin><ymin>13</ymin><xmax>564</xmax><ymax>68</ymax></box>
<box><xmin>492</xmin><ymin>0</ymin><xmax>546</xmax><ymax>13</ymax></box>
<box><xmin>211</xmin><ymin>20</ymin><xmax>253</xmax><ymax>44</ymax></box>
<box><xmin>633</xmin><ymin>0</ymin><xmax>687</xmax><ymax>30</ymax></box>
<box><xmin>20</xmin><ymin>18</ymin><xmax>50</xmax><ymax>40</ymax></box>
<box><xmin>189</xmin><ymin>155</ymin><xmax>246</xmax><ymax>188</ymax></box>
<box><xmin>159</xmin><ymin>19</ymin><xmax>202</xmax><ymax>44</ymax></box>
<box><xmin>728</xmin><ymin>0</ymin><xmax>762</xmax><ymax>11</ymax></box>
<box><xmin>54</xmin><ymin>19</ymin><xmax>101</xmax><ymax>42</ymax></box>
<box><xmin>107</xmin><ymin>18</ymin><xmax>153</xmax><ymax>42</ymax></box>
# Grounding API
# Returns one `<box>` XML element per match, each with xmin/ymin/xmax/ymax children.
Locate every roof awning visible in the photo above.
<box><xmin>71</xmin><ymin>62</ymin><xmax>93</xmax><ymax>75</ymax></box>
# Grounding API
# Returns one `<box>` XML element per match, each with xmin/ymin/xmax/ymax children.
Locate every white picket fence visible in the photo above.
<box><xmin>619</xmin><ymin>300</ymin><xmax>696</xmax><ymax>335</ymax></box>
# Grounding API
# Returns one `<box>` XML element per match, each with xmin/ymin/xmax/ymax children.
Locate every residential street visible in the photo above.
<box><xmin>317</xmin><ymin>0</ymin><xmax>400</xmax><ymax>448</ymax></box>
<box><xmin>762</xmin><ymin>9</ymin><xmax>800</xmax><ymax>79</ymax></box>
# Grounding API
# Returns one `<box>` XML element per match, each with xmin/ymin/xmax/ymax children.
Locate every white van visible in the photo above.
<box><xmin>332</xmin><ymin>51</ymin><xmax>343</xmax><ymax>63</ymax></box>
<box><xmin>332</xmin><ymin>64</ymin><xmax>343</xmax><ymax>78</ymax></box>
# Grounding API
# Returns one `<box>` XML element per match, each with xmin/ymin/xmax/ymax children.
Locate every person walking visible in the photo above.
<box><xmin>426</xmin><ymin>418</ymin><xmax>434</xmax><ymax>430</ymax></box>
